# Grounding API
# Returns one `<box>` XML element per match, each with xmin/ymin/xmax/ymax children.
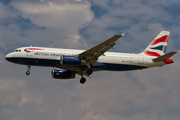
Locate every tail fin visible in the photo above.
<box><xmin>143</xmin><ymin>31</ymin><xmax>170</xmax><ymax>57</ymax></box>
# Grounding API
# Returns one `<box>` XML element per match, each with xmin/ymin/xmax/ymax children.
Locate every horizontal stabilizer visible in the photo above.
<box><xmin>152</xmin><ymin>51</ymin><xmax>178</xmax><ymax>62</ymax></box>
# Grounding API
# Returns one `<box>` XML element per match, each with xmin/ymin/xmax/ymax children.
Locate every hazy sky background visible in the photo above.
<box><xmin>0</xmin><ymin>0</ymin><xmax>180</xmax><ymax>120</ymax></box>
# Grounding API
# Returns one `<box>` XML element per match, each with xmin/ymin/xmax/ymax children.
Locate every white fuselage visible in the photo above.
<box><xmin>5</xmin><ymin>47</ymin><xmax>166</xmax><ymax>72</ymax></box>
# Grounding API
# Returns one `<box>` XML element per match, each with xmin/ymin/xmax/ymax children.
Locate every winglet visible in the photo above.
<box><xmin>121</xmin><ymin>32</ymin><xmax>126</xmax><ymax>37</ymax></box>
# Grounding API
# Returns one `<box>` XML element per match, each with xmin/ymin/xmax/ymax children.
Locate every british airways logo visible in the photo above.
<box><xmin>24</xmin><ymin>48</ymin><xmax>30</xmax><ymax>52</ymax></box>
<box><xmin>24</xmin><ymin>48</ymin><xmax>44</xmax><ymax>52</ymax></box>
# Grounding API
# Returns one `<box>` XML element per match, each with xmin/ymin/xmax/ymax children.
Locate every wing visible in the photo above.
<box><xmin>78</xmin><ymin>33</ymin><xmax>125</xmax><ymax>66</ymax></box>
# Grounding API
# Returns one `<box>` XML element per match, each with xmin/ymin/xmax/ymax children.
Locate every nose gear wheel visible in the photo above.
<box><xmin>26</xmin><ymin>71</ymin><xmax>30</xmax><ymax>75</ymax></box>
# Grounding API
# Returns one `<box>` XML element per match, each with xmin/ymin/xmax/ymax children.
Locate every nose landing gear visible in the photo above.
<box><xmin>26</xmin><ymin>65</ymin><xmax>31</xmax><ymax>75</ymax></box>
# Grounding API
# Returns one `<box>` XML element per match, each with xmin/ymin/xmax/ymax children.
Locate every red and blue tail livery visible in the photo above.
<box><xmin>5</xmin><ymin>31</ymin><xmax>177</xmax><ymax>84</ymax></box>
<box><xmin>143</xmin><ymin>31</ymin><xmax>170</xmax><ymax>57</ymax></box>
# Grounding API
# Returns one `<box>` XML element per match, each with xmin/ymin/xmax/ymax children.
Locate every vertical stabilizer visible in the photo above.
<box><xmin>143</xmin><ymin>31</ymin><xmax>170</xmax><ymax>57</ymax></box>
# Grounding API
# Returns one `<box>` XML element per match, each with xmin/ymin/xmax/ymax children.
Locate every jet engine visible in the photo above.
<box><xmin>60</xmin><ymin>55</ymin><xmax>86</xmax><ymax>65</ymax></box>
<box><xmin>51</xmin><ymin>69</ymin><xmax>76</xmax><ymax>79</ymax></box>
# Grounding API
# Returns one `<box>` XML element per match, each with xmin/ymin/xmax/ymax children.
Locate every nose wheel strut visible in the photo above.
<box><xmin>26</xmin><ymin>65</ymin><xmax>31</xmax><ymax>75</ymax></box>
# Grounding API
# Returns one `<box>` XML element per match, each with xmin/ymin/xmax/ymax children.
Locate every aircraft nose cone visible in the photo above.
<box><xmin>5</xmin><ymin>53</ymin><xmax>13</xmax><ymax>62</ymax></box>
<box><xmin>5</xmin><ymin>53</ymin><xmax>21</xmax><ymax>63</ymax></box>
<box><xmin>5</xmin><ymin>54</ymin><xmax>10</xmax><ymax>61</ymax></box>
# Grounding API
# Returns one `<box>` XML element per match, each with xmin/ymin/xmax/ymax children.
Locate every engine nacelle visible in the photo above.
<box><xmin>51</xmin><ymin>69</ymin><xmax>76</xmax><ymax>79</ymax></box>
<box><xmin>60</xmin><ymin>55</ymin><xmax>86</xmax><ymax>65</ymax></box>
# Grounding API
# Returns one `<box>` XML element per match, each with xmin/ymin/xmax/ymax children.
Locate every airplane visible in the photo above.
<box><xmin>5</xmin><ymin>31</ymin><xmax>177</xmax><ymax>84</ymax></box>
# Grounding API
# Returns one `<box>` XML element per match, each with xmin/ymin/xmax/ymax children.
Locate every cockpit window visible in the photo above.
<box><xmin>14</xmin><ymin>49</ymin><xmax>21</xmax><ymax>52</ymax></box>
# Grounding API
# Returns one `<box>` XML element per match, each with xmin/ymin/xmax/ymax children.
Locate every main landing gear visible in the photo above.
<box><xmin>26</xmin><ymin>65</ymin><xmax>31</xmax><ymax>75</ymax></box>
<box><xmin>86</xmin><ymin>69</ymin><xmax>93</xmax><ymax>75</ymax></box>
<box><xmin>80</xmin><ymin>77</ymin><xmax>86</xmax><ymax>84</ymax></box>
<box><xmin>79</xmin><ymin>69</ymin><xmax>93</xmax><ymax>84</ymax></box>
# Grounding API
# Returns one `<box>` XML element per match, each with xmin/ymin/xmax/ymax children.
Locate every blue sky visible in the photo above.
<box><xmin>0</xmin><ymin>0</ymin><xmax>180</xmax><ymax>120</ymax></box>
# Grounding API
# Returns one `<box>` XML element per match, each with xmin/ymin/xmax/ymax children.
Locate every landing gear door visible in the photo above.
<box><xmin>138</xmin><ymin>54</ymin><xmax>144</xmax><ymax>64</ymax></box>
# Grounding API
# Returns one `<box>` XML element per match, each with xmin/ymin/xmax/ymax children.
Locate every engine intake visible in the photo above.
<box><xmin>51</xmin><ymin>69</ymin><xmax>76</xmax><ymax>79</ymax></box>
<box><xmin>60</xmin><ymin>55</ymin><xmax>86</xmax><ymax>65</ymax></box>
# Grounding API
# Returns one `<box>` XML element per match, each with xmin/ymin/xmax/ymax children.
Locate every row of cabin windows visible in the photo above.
<box><xmin>56</xmin><ymin>52</ymin><xmax>133</xmax><ymax>59</ymax></box>
<box><xmin>35</xmin><ymin>51</ymin><xmax>74</xmax><ymax>55</ymax></box>
<box><xmin>12</xmin><ymin>49</ymin><xmax>133</xmax><ymax>59</ymax></box>
<box><xmin>103</xmin><ymin>55</ymin><xmax>133</xmax><ymax>59</ymax></box>
<box><xmin>42</xmin><ymin>52</ymin><xmax>133</xmax><ymax>58</ymax></box>
<box><xmin>29</xmin><ymin>50</ymin><xmax>133</xmax><ymax>59</ymax></box>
